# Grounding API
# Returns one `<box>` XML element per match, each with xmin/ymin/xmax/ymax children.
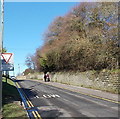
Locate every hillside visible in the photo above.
<box><xmin>25</xmin><ymin>2</ymin><xmax>119</xmax><ymax>73</ymax></box>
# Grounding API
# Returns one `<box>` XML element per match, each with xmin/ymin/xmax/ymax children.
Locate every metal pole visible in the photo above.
<box><xmin>18</xmin><ymin>64</ymin><xmax>20</xmax><ymax>75</ymax></box>
<box><xmin>5</xmin><ymin>71</ymin><xmax>8</xmax><ymax>83</ymax></box>
<box><xmin>0</xmin><ymin>0</ymin><xmax>4</xmax><ymax>117</ymax></box>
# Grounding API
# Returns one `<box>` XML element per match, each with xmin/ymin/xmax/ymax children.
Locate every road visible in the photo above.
<box><xmin>17</xmin><ymin>79</ymin><xmax>119</xmax><ymax>118</ymax></box>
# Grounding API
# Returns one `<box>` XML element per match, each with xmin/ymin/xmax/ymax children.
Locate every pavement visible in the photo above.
<box><xmin>27</xmin><ymin>79</ymin><xmax>120</xmax><ymax>103</ymax></box>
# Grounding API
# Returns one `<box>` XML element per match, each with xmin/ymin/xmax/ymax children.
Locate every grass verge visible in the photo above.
<box><xmin>2</xmin><ymin>78</ymin><xmax>28</xmax><ymax>118</ymax></box>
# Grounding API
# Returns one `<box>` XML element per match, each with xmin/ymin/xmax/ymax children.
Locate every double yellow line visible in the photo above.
<box><xmin>16</xmin><ymin>82</ymin><xmax>42</xmax><ymax>119</ymax></box>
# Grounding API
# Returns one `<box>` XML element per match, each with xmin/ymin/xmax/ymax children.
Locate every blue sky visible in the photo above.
<box><xmin>3</xmin><ymin>2</ymin><xmax>78</xmax><ymax>76</ymax></box>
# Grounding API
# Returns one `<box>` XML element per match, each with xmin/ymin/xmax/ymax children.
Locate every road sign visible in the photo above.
<box><xmin>1</xmin><ymin>53</ymin><xmax>12</xmax><ymax>63</ymax></box>
<box><xmin>1</xmin><ymin>53</ymin><xmax>14</xmax><ymax>71</ymax></box>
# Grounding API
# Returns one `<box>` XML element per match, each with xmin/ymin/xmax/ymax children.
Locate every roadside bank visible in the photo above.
<box><xmin>2</xmin><ymin>78</ymin><xmax>28</xmax><ymax>118</ymax></box>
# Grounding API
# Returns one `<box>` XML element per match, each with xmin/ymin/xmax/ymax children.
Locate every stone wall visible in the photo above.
<box><xmin>24</xmin><ymin>70</ymin><xmax>119</xmax><ymax>94</ymax></box>
<box><xmin>50</xmin><ymin>70</ymin><xmax>119</xmax><ymax>94</ymax></box>
<box><xmin>26</xmin><ymin>73</ymin><xmax>44</xmax><ymax>80</ymax></box>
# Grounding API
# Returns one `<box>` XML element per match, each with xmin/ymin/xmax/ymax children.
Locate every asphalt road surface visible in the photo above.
<box><xmin>17</xmin><ymin>80</ymin><xmax>119</xmax><ymax>119</ymax></box>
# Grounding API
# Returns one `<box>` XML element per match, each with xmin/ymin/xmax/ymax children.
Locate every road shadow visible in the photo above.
<box><xmin>20</xmin><ymin>87</ymin><xmax>38</xmax><ymax>99</ymax></box>
<box><xmin>15</xmin><ymin>79</ymin><xmax>25</xmax><ymax>82</ymax></box>
<box><xmin>40</xmin><ymin>109</ymin><xmax>63</xmax><ymax>119</ymax></box>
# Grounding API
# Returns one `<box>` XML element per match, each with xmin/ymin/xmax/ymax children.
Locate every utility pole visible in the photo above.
<box><xmin>0</xmin><ymin>0</ymin><xmax>4</xmax><ymax>117</ymax></box>
<box><xmin>18</xmin><ymin>64</ymin><xmax>20</xmax><ymax>75</ymax></box>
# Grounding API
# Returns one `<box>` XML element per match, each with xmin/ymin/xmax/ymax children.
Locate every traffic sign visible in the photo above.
<box><xmin>1</xmin><ymin>53</ymin><xmax>14</xmax><ymax>71</ymax></box>
<box><xmin>1</xmin><ymin>53</ymin><xmax>12</xmax><ymax>63</ymax></box>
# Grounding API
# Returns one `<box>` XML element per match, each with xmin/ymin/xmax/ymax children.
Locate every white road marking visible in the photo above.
<box><xmin>51</xmin><ymin>94</ymin><xmax>56</xmax><ymax>98</ymax></box>
<box><xmin>55</xmin><ymin>94</ymin><xmax>60</xmax><ymax>97</ymax></box>
<box><xmin>47</xmin><ymin>95</ymin><xmax>51</xmax><ymax>98</ymax></box>
<box><xmin>43</xmin><ymin>95</ymin><xmax>47</xmax><ymax>98</ymax></box>
<box><xmin>43</xmin><ymin>94</ymin><xmax>60</xmax><ymax>98</ymax></box>
<box><xmin>36</xmin><ymin>96</ymin><xmax>39</xmax><ymax>98</ymax></box>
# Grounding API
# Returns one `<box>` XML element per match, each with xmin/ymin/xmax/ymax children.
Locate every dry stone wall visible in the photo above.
<box><xmin>50</xmin><ymin>71</ymin><xmax>119</xmax><ymax>94</ymax></box>
<box><xmin>24</xmin><ymin>70</ymin><xmax>119</xmax><ymax>94</ymax></box>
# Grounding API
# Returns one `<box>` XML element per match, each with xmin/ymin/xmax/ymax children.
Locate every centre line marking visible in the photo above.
<box><xmin>42</xmin><ymin>94</ymin><xmax>60</xmax><ymax>98</ymax></box>
<box><xmin>43</xmin><ymin>95</ymin><xmax>47</xmax><ymax>98</ymax></box>
<box><xmin>36</xmin><ymin>96</ymin><xmax>39</xmax><ymax>98</ymax></box>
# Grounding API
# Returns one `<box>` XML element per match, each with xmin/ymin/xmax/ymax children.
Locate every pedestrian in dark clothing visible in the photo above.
<box><xmin>44</xmin><ymin>72</ymin><xmax>47</xmax><ymax>82</ymax></box>
<box><xmin>44</xmin><ymin>72</ymin><xmax>50</xmax><ymax>82</ymax></box>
